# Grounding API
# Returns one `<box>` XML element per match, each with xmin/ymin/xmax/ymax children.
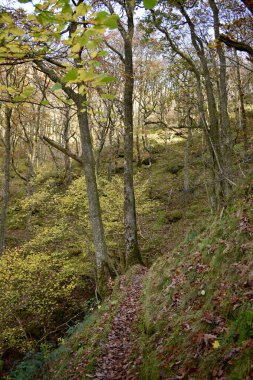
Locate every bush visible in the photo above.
<box><xmin>0</xmin><ymin>248</ymin><xmax>84</xmax><ymax>356</ymax></box>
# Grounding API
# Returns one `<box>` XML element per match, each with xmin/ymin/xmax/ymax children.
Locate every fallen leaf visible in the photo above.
<box><xmin>212</xmin><ymin>340</ymin><xmax>220</xmax><ymax>349</ymax></box>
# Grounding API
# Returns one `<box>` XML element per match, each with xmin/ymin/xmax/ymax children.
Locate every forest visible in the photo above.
<box><xmin>0</xmin><ymin>0</ymin><xmax>252</xmax><ymax>378</ymax></box>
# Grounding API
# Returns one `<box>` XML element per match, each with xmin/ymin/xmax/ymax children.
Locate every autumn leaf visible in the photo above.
<box><xmin>212</xmin><ymin>340</ymin><xmax>220</xmax><ymax>349</ymax></box>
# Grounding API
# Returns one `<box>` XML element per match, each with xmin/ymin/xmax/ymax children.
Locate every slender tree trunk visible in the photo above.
<box><xmin>234</xmin><ymin>49</ymin><xmax>248</xmax><ymax>152</ymax></box>
<box><xmin>34</xmin><ymin>60</ymin><xmax>112</xmax><ymax>296</ymax></box>
<box><xmin>136</xmin><ymin>127</ymin><xmax>141</xmax><ymax>167</ymax></box>
<box><xmin>181</xmin><ymin>4</ymin><xmax>230</xmax><ymax>203</ymax></box>
<box><xmin>136</xmin><ymin>102</ymin><xmax>142</xmax><ymax>166</ymax></box>
<box><xmin>76</xmin><ymin>96</ymin><xmax>112</xmax><ymax>294</ymax></box>
<box><xmin>195</xmin><ymin>73</ymin><xmax>218</xmax><ymax>210</ymax></box>
<box><xmin>63</xmin><ymin>106</ymin><xmax>72</xmax><ymax>185</ymax></box>
<box><xmin>184</xmin><ymin>114</ymin><xmax>192</xmax><ymax>193</ymax></box>
<box><xmin>124</xmin><ymin>33</ymin><xmax>142</xmax><ymax>267</ymax></box>
<box><xmin>25</xmin><ymin>153</ymin><xmax>33</xmax><ymax>242</ymax></box>
<box><xmin>209</xmin><ymin>0</ymin><xmax>233</xmax><ymax>186</ymax></box>
<box><xmin>0</xmin><ymin>107</ymin><xmax>12</xmax><ymax>255</ymax></box>
<box><xmin>151</xmin><ymin>8</ymin><xmax>224</xmax><ymax>210</ymax></box>
<box><xmin>100</xmin><ymin>0</ymin><xmax>142</xmax><ymax>266</ymax></box>
<box><xmin>108</xmin><ymin>127</ymin><xmax>113</xmax><ymax>181</ymax></box>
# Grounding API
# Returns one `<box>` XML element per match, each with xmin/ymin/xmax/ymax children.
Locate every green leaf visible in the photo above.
<box><xmin>13</xmin><ymin>95</ymin><xmax>25</xmax><ymax>101</ymax></box>
<box><xmin>22</xmin><ymin>86</ymin><xmax>35</xmax><ymax>98</ymax></box>
<box><xmin>18</xmin><ymin>0</ymin><xmax>31</xmax><ymax>3</ymax></box>
<box><xmin>41</xmin><ymin>100</ymin><xmax>50</xmax><ymax>105</ymax></box>
<box><xmin>51</xmin><ymin>83</ymin><xmax>62</xmax><ymax>91</ymax></box>
<box><xmin>75</xmin><ymin>3</ymin><xmax>90</xmax><ymax>17</ymax></box>
<box><xmin>78</xmin><ymin>69</ymin><xmax>96</xmax><ymax>82</ymax></box>
<box><xmin>101</xmin><ymin>94</ymin><xmax>116</xmax><ymax>100</ymax></box>
<box><xmin>63</xmin><ymin>69</ymin><xmax>78</xmax><ymax>82</ymax></box>
<box><xmin>98</xmin><ymin>50</ymin><xmax>108</xmax><ymax>57</ymax></box>
<box><xmin>71</xmin><ymin>43</ymin><xmax>81</xmax><ymax>53</ymax></box>
<box><xmin>95</xmin><ymin>11</ymin><xmax>109</xmax><ymax>21</ymax></box>
<box><xmin>104</xmin><ymin>15</ymin><xmax>119</xmax><ymax>29</ymax></box>
<box><xmin>143</xmin><ymin>0</ymin><xmax>157</xmax><ymax>9</ymax></box>
<box><xmin>62</xmin><ymin>2</ymin><xmax>72</xmax><ymax>16</ymax></box>
<box><xmin>93</xmin><ymin>74</ymin><xmax>115</xmax><ymax>84</ymax></box>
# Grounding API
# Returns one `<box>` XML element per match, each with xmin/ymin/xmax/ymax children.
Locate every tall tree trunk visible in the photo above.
<box><xmin>124</xmin><ymin>29</ymin><xmax>142</xmax><ymax>267</ymax></box>
<box><xmin>76</xmin><ymin>96</ymin><xmax>112</xmax><ymax>294</ymax></box>
<box><xmin>234</xmin><ymin>49</ymin><xmax>248</xmax><ymax>152</ymax></box>
<box><xmin>63</xmin><ymin>106</ymin><xmax>72</xmax><ymax>185</ymax></box>
<box><xmin>100</xmin><ymin>0</ymin><xmax>142</xmax><ymax>266</ymax></box>
<box><xmin>108</xmin><ymin>126</ymin><xmax>113</xmax><ymax>181</ymax></box>
<box><xmin>209</xmin><ymin>0</ymin><xmax>233</xmax><ymax>190</ymax></box>
<box><xmin>25</xmin><ymin>148</ymin><xmax>34</xmax><ymax>242</ymax></box>
<box><xmin>0</xmin><ymin>107</ymin><xmax>12</xmax><ymax>255</ymax></box>
<box><xmin>34</xmin><ymin>60</ymin><xmax>112</xmax><ymax>296</ymax></box>
<box><xmin>183</xmin><ymin>113</ymin><xmax>192</xmax><ymax>193</ymax></box>
<box><xmin>195</xmin><ymin>74</ymin><xmax>218</xmax><ymax>210</ymax></box>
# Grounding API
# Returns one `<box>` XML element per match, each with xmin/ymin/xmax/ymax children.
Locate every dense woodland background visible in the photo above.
<box><xmin>0</xmin><ymin>0</ymin><xmax>252</xmax><ymax>378</ymax></box>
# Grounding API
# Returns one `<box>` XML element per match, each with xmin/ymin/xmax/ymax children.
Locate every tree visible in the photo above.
<box><xmin>0</xmin><ymin>2</ymin><xmax>119</xmax><ymax>295</ymax></box>
<box><xmin>100</xmin><ymin>0</ymin><xmax>143</xmax><ymax>267</ymax></box>
<box><xmin>0</xmin><ymin>106</ymin><xmax>12</xmax><ymax>255</ymax></box>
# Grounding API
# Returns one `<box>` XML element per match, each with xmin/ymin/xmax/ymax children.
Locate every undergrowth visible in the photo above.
<box><xmin>139</xmin><ymin>175</ymin><xmax>253</xmax><ymax>379</ymax></box>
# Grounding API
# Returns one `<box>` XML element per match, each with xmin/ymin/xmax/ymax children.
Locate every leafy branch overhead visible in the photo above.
<box><xmin>0</xmin><ymin>0</ymin><xmax>119</xmax><ymax>101</ymax></box>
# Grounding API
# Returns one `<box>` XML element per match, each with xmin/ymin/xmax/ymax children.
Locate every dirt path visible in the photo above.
<box><xmin>92</xmin><ymin>266</ymin><xmax>146</xmax><ymax>380</ymax></box>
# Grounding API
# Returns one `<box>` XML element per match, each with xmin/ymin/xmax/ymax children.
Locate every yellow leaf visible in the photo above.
<box><xmin>212</xmin><ymin>340</ymin><xmax>220</xmax><ymax>349</ymax></box>
<box><xmin>9</xmin><ymin>27</ymin><xmax>25</xmax><ymax>36</ymax></box>
<box><xmin>75</xmin><ymin>3</ymin><xmax>90</xmax><ymax>17</ymax></box>
<box><xmin>71</xmin><ymin>43</ymin><xmax>81</xmax><ymax>53</ymax></box>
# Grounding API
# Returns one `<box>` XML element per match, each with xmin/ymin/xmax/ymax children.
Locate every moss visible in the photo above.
<box><xmin>166</xmin><ymin>210</ymin><xmax>182</xmax><ymax>223</ymax></box>
<box><xmin>167</xmin><ymin>163</ymin><xmax>184</xmax><ymax>174</ymax></box>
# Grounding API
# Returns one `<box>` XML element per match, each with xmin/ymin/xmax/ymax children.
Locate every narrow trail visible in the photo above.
<box><xmin>93</xmin><ymin>266</ymin><xmax>146</xmax><ymax>380</ymax></box>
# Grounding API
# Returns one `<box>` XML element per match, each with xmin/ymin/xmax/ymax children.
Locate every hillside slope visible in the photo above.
<box><xmin>8</xmin><ymin>173</ymin><xmax>252</xmax><ymax>380</ymax></box>
<box><xmin>139</xmin><ymin>175</ymin><xmax>253</xmax><ymax>379</ymax></box>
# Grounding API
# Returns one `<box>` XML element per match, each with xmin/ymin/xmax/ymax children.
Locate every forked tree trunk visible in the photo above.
<box><xmin>0</xmin><ymin>107</ymin><xmax>12</xmax><ymax>255</ymax></box>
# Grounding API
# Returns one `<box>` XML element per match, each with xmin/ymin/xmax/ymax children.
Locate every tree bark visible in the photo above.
<box><xmin>123</xmin><ymin>3</ymin><xmax>142</xmax><ymax>267</ymax></box>
<box><xmin>42</xmin><ymin>135</ymin><xmax>82</xmax><ymax>164</ymax></box>
<box><xmin>63</xmin><ymin>106</ymin><xmax>72</xmax><ymax>185</ymax></box>
<box><xmin>0</xmin><ymin>107</ymin><xmax>12</xmax><ymax>255</ymax></box>
<box><xmin>76</xmin><ymin>98</ymin><xmax>112</xmax><ymax>292</ymax></box>
<box><xmin>209</xmin><ymin>0</ymin><xmax>233</xmax><ymax>188</ymax></box>
<box><xmin>234</xmin><ymin>49</ymin><xmax>248</xmax><ymax>152</ymax></box>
